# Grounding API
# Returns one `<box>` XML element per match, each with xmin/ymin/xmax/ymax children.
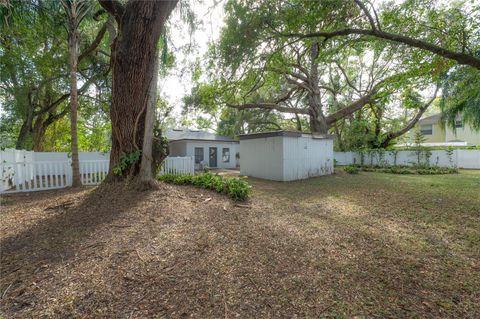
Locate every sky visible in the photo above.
<box><xmin>160</xmin><ymin>0</ymin><xmax>225</xmax><ymax>126</ymax></box>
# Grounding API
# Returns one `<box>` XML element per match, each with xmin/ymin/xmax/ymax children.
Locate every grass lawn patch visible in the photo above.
<box><xmin>1</xmin><ymin>171</ymin><xmax>479</xmax><ymax>317</ymax></box>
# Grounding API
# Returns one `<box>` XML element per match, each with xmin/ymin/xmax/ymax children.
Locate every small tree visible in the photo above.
<box><xmin>412</xmin><ymin>130</ymin><xmax>430</xmax><ymax>166</ymax></box>
<box><xmin>445</xmin><ymin>147</ymin><xmax>455</xmax><ymax>168</ymax></box>
<box><xmin>62</xmin><ymin>0</ymin><xmax>92</xmax><ymax>187</ymax></box>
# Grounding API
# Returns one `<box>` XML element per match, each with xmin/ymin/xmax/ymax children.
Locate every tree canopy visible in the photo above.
<box><xmin>185</xmin><ymin>0</ymin><xmax>479</xmax><ymax>148</ymax></box>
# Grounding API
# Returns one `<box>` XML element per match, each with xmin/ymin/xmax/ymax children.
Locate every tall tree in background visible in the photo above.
<box><xmin>62</xmin><ymin>0</ymin><xmax>91</xmax><ymax>187</ymax></box>
<box><xmin>0</xmin><ymin>1</ymin><xmax>111</xmax><ymax>151</ymax></box>
<box><xmin>98</xmin><ymin>0</ymin><xmax>178</xmax><ymax>183</ymax></box>
<box><xmin>188</xmin><ymin>0</ymin><xmax>478</xmax><ymax>145</ymax></box>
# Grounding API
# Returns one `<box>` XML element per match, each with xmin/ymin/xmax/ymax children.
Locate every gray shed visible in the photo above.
<box><xmin>239</xmin><ymin>131</ymin><xmax>334</xmax><ymax>181</ymax></box>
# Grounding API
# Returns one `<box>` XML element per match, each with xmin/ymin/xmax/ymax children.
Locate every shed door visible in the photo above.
<box><xmin>209</xmin><ymin>147</ymin><xmax>217</xmax><ymax>167</ymax></box>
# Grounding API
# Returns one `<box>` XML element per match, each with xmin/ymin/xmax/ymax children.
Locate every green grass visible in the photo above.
<box><xmin>246</xmin><ymin>170</ymin><xmax>480</xmax><ymax>316</ymax></box>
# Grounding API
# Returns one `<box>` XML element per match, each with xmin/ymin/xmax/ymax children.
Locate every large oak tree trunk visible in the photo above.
<box><xmin>16</xmin><ymin>110</ymin><xmax>33</xmax><ymax>150</ymax></box>
<box><xmin>138</xmin><ymin>49</ymin><xmax>159</xmax><ymax>185</ymax></box>
<box><xmin>32</xmin><ymin>117</ymin><xmax>46</xmax><ymax>152</ymax></box>
<box><xmin>308</xmin><ymin>93</ymin><xmax>328</xmax><ymax>134</ymax></box>
<box><xmin>99</xmin><ymin>0</ymin><xmax>178</xmax><ymax>182</ymax></box>
<box><xmin>306</xmin><ymin>42</ymin><xmax>329</xmax><ymax>134</ymax></box>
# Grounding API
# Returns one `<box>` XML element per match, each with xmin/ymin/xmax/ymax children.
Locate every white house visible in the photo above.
<box><xmin>166</xmin><ymin>128</ymin><xmax>239</xmax><ymax>170</ymax></box>
<box><xmin>239</xmin><ymin>131</ymin><xmax>334</xmax><ymax>181</ymax></box>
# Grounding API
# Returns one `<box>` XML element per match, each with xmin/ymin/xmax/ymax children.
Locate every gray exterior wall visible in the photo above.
<box><xmin>169</xmin><ymin>140</ymin><xmax>238</xmax><ymax>169</ymax></box>
<box><xmin>240</xmin><ymin>136</ymin><xmax>285</xmax><ymax>181</ymax></box>
<box><xmin>240</xmin><ymin>133</ymin><xmax>334</xmax><ymax>181</ymax></box>
<box><xmin>282</xmin><ymin>135</ymin><xmax>333</xmax><ymax>181</ymax></box>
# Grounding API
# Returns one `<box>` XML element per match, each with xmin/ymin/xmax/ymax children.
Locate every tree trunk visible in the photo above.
<box><xmin>308</xmin><ymin>93</ymin><xmax>328</xmax><ymax>134</ymax></box>
<box><xmin>99</xmin><ymin>0</ymin><xmax>178</xmax><ymax>182</ymax></box>
<box><xmin>68</xmin><ymin>28</ymin><xmax>82</xmax><ymax>187</ymax></box>
<box><xmin>16</xmin><ymin>91</ymin><xmax>35</xmax><ymax>150</ymax></box>
<box><xmin>138</xmin><ymin>50</ymin><xmax>159</xmax><ymax>185</ymax></box>
<box><xmin>16</xmin><ymin>112</ymin><xmax>33</xmax><ymax>150</ymax></box>
<box><xmin>306</xmin><ymin>42</ymin><xmax>329</xmax><ymax>134</ymax></box>
<box><xmin>32</xmin><ymin>117</ymin><xmax>46</xmax><ymax>152</ymax></box>
<box><xmin>295</xmin><ymin>113</ymin><xmax>302</xmax><ymax>131</ymax></box>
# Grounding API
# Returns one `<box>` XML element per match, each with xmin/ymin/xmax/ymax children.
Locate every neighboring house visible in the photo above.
<box><xmin>165</xmin><ymin>128</ymin><xmax>239</xmax><ymax>169</ymax></box>
<box><xmin>407</xmin><ymin>113</ymin><xmax>480</xmax><ymax>146</ymax></box>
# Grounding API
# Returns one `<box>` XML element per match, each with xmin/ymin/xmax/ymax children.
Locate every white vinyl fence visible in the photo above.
<box><xmin>0</xmin><ymin>159</ymin><xmax>110</xmax><ymax>193</ymax></box>
<box><xmin>334</xmin><ymin>149</ymin><xmax>480</xmax><ymax>169</ymax></box>
<box><xmin>1</xmin><ymin>149</ymin><xmax>195</xmax><ymax>193</ymax></box>
<box><xmin>159</xmin><ymin>156</ymin><xmax>195</xmax><ymax>175</ymax></box>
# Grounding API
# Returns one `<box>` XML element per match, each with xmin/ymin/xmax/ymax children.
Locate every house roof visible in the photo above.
<box><xmin>165</xmin><ymin>128</ymin><xmax>238</xmax><ymax>142</ymax></box>
<box><xmin>418</xmin><ymin>113</ymin><xmax>463</xmax><ymax>125</ymax></box>
<box><xmin>418</xmin><ymin>113</ymin><xmax>442</xmax><ymax>125</ymax></box>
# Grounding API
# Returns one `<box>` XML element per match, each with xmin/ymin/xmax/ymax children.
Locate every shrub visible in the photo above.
<box><xmin>350</xmin><ymin>164</ymin><xmax>459</xmax><ymax>175</ymax></box>
<box><xmin>344</xmin><ymin>165</ymin><xmax>360</xmax><ymax>174</ymax></box>
<box><xmin>158</xmin><ymin>172</ymin><xmax>251</xmax><ymax>201</ymax></box>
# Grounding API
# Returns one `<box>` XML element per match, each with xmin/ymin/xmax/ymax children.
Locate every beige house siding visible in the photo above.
<box><xmin>446</xmin><ymin>125</ymin><xmax>480</xmax><ymax>145</ymax></box>
<box><xmin>411</xmin><ymin>122</ymin><xmax>445</xmax><ymax>143</ymax></box>
<box><xmin>424</xmin><ymin>122</ymin><xmax>445</xmax><ymax>143</ymax></box>
<box><xmin>410</xmin><ymin>113</ymin><xmax>480</xmax><ymax>145</ymax></box>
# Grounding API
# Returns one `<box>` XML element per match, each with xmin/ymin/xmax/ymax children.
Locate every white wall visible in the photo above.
<box><xmin>334</xmin><ymin>149</ymin><xmax>480</xmax><ymax>169</ymax></box>
<box><xmin>283</xmin><ymin>135</ymin><xmax>334</xmax><ymax>181</ymax></box>
<box><xmin>170</xmin><ymin>141</ymin><xmax>239</xmax><ymax>169</ymax></box>
<box><xmin>240</xmin><ymin>136</ymin><xmax>284</xmax><ymax>180</ymax></box>
<box><xmin>456</xmin><ymin>150</ymin><xmax>480</xmax><ymax>169</ymax></box>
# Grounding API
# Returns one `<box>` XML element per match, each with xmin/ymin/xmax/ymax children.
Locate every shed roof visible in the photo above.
<box><xmin>239</xmin><ymin>130</ymin><xmax>335</xmax><ymax>140</ymax></box>
<box><xmin>165</xmin><ymin>128</ymin><xmax>238</xmax><ymax>142</ymax></box>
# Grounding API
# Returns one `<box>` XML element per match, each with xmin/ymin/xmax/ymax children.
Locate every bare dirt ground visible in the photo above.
<box><xmin>1</xmin><ymin>170</ymin><xmax>479</xmax><ymax>318</ymax></box>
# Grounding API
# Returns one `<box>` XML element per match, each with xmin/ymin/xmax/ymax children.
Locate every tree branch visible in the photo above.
<box><xmin>380</xmin><ymin>86</ymin><xmax>439</xmax><ymax>147</ymax></box>
<box><xmin>98</xmin><ymin>0</ymin><xmax>124</xmax><ymax>24</ymax></box>
<box><xmin>228</xmin><ymin>102</ymin><xmax>309</xmax><ymax>114</ymax></box>
<box><xmin>78</xmin><ymin>20</ymin><xmax>108</xmax><ymax>62</ymax></box>
<box><xmin>326</xmin><ymin>92</ymin><xmax>375</xmax><ymax>125</ymax></box>
<box><xmin>354</xmin><ymin>0</ymin><xmax>378</xmax><ymax>31</ymax></box>
<box><xmin>279</xmin><ymin>28</ymin><xmax>480</xmax><ymax>70</ymax></box>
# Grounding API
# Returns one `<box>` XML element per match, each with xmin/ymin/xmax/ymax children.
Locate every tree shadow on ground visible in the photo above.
<box><xmin>0</xmin><ymin>183</ymin><xmax>157</xmax><ymax>314</ymax></box>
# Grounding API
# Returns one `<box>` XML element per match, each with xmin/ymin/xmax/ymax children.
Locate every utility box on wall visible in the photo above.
<box><xmin>239</xmin><ymin>131</ymin><xmax>334</xmax><ymax>181</ymax></box>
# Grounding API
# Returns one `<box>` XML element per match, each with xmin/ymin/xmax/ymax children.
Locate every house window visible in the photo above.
<box><xmin>194</xmin><ymin>147</ymin><xmax>204</xmax><ymax>164</ymax></box>
<box><xmin>420</xmin><ymin>124</ymin><xmax>433</xmax><ymax>135</ymax></box>
<box><xmin>222</xmin><ymin>148</ymin><xmax>230</xmax><ymax>163</ymax></box>
<box><xmin>455</xmin><ymin>120</ymin><xmax>463</xmax><ymax>128</ymax></box>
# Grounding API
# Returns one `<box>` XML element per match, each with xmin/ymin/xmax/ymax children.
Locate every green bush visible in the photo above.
<box><xmin>158</xmin><ymin>172</ymin><xmax>251</xmax><ymax>201</ymax></box>
<box><xmin>416</xmin><ymin>167</ymin><xmax>458</xmax><ymax>175</ymax></box>
<box><xmin>344</xmin><ymin>165</ymin><xmax>360</xmax><ymax>174</ymax></box>
<box><xmin>348</xmin><ymin>165</ymin><xmax>459</xmax><ymax>175</ymax></box>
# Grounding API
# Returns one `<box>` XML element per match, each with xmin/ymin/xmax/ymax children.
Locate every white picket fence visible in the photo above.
<box><xmin>159</xmin><ymin>156</ymin><xmax>195</xmax><ymax>175</ymax></box>
<box><xmin>0</xmin><ymin>160</ymin><xmax>110</xmax><ymax>193</ymax></box>
<box><xmin>79</xmin><ymin>160</ymin><xmax>110</xmax><ymax>185</ymax></box>
<box><xmin>1</xmin><ymin>149</ymin><xmax>195</xmax><ymax>194</ymax></box>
